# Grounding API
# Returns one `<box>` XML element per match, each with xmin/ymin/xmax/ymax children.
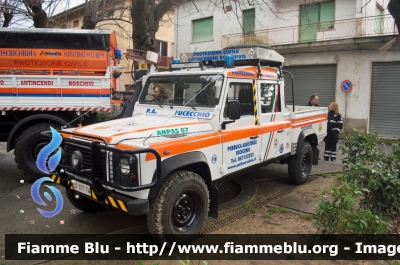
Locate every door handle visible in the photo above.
<box><xmin>277</xmin><ymin>130</ymin><xmax>284</xmax><ymax>133</ymax></box>
<box><xmin>250</xmin><ymin>135</ymin><xmax>259</xmax><ymax>139</ymax></box>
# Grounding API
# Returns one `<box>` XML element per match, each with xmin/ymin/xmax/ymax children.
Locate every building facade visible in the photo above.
<box><xmin>49</xmin><ymin>2</ymin><xmax>175</xmax><ymax>92</ymax></box>
<box><xmin>175</xmin><ymin>0</ymin><xmax>400</xmax><ymax>138</ymax></box>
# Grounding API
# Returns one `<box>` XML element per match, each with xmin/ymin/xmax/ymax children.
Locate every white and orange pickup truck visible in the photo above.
<box><xmin>52</xmin><ymin>46</ymin><xmax>327</xmax><ymax>244</ymax></box>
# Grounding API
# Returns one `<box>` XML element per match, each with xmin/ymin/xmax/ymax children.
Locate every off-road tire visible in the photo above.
<box><xmin>14</xmin><ymin>123</ymin><xmax>59</xmax><ymax>181</ymax></box>
<box><xmin>288</xmin><ymin>141</ymin><xmax>313</xmax><ymax>185</ymax></box>
<box><xmin>66</xmin><ymin>188</ymin><xmax>104</xmax><ymax>213</ymax></box>
<box><xmin>147</xmin><ymin>170</ymin><xmax>209</xmax><ymax>245</ymax></box>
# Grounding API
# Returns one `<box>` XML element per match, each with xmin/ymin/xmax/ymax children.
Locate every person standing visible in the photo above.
<box><xmin>307</xmin><ymin>94</ymin><xmax>319</xmax><ymax>106</ymax></box>
<box><xmin>324</xmin><ymin>102</ymin><xmax>343</xmax><ymax>161</ymax></box>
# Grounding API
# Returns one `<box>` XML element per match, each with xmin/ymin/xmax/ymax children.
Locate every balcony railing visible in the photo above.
<box><xmin>221</xmin><ymin>15</ymin><xmax>397</xmax><ymax>47</ymax></box>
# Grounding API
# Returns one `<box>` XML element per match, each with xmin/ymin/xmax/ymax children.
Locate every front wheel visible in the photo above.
<box><xmin>288</xmin><ymin>142</ymin><xmax>313</xmax><ymax>185</ymax></box>
<box><xmin>14</xmin><ymin>123</ymin><xmax>59</xmax><ymax>181</ymax></box>
<box><xmin>147</xmin><ymin>170</ymin><xmax>209</xmax><ymax>245</ymax></box>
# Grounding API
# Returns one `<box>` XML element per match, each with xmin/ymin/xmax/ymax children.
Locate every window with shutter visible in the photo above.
<box><xmin>192</xmin><ymin>17</ymin><xmax>213</xmax><ymax>43</ymax></box>
<box><xmin>319</xmin><ymin>1</ymin><xmax>335</xmax><ymax>30</ymax></box>
<box><xmin>300</xmin><ymin>1</ymin><xmax>335</xmax><ymax>42</ymax></box>
<box><xmin>243</xmin><ymin>9</ymin><xmax>255</xmax><ymax>34</ymax></box>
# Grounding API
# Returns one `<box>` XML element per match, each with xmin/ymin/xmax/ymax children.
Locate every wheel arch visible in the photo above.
<box><xmin>148</xmin><ymin>151</ymin><xmax>212</xmax><ymax>200</ymax></box>
<box><xmin>296</xmin><ymin>128</ymin><xmax>319</xmax><ymax>166</ymax></box>
<box><xmin>7</xmin><ymin>114</ymin><xmax>70</xmax><ymax>152</ymax></box>
<box><xmin>296</xmin><ymin>129</ymin><xmax>318</xmax><ymax>151</ymax></box>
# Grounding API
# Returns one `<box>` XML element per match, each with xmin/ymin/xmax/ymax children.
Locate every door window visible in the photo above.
<box><xmin>224</xmin><ymin>82</ymin><xmax>254</xmax><ymax>118</ymax></box>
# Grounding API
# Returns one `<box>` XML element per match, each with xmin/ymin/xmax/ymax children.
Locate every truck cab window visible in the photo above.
<box><xmin>224</xmin><ymin>82</ymin><xmax>254</xmax><ymax>118</ymax></box>
<box><xmin>139</xmin><ymin>75</ymin><xmax>223</xmax><ymax>107</ymax></box>
<box><xmin>260</xmin><ymin>83</ymin><xmax>276</xmax><ymax>113</ymax></box>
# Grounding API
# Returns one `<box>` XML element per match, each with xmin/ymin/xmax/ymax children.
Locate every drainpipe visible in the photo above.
<box><xmin>175</xmin><ymin>5</ymin><xmax>179</xmax><ymax>59</ymax></box>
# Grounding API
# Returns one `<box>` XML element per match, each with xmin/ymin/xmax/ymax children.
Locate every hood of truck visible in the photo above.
<box><xmin>63</xmin><ymin>115</ymin><xmax>214</xmax><ymax>146</ymax></box>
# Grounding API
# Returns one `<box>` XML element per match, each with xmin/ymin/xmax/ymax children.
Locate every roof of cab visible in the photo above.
<box><xmin>149</xmin><ymin>65</ymin><xmax>279</xmax><ymax>80</ymax></box>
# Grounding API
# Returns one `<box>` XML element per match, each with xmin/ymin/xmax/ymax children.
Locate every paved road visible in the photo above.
<box><xmin>0</xmin><ymin>139</ymin><xmax>393</xmax><ymax>264</ymax></box>
<box><xmin>0</xmin><ymin>142</ymin><xmax>148</xmax><ymax>263</ymax></box>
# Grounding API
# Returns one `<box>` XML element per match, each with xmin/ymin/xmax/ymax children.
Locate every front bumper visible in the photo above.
<box><xmin>50</xmin><ymin>132</ymin><xmax>162</xmax><ymax>216</ymax></box>
<box><xmin>51</xmin><ymin>174</ymin><xmax>150</xmax><ymax>216</ymax></box>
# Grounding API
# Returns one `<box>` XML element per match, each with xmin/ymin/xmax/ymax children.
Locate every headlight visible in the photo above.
<box><xmin>71</xmin><ymin>151</ymin><xmax>83</xmax><ymax>168</ymax></box>
<box><xmin>119</xmin><ymin>155</ymin><xmax>135</xmax><ymax>175</ymax></box>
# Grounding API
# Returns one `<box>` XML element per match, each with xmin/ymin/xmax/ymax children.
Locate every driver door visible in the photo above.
<box><xmin>220</xmin><ymin>78</ymin><xmax>261</xmax><ymax>175</ymax></box>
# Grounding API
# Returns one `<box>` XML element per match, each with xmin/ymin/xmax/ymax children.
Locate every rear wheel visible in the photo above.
<box><xmin>14</xmin><ymin>123</ymin><xmax>59</xmax><ymax>181</ymax></box>
<box><xmin>288</xmin><ymin>142</ymin><xmax>313</xmax><ymax>185</ymax></box>
<box><xmin>147</xmin><ymin>170</ymin><xmax>209</xmax><ymax>245</ymax></box>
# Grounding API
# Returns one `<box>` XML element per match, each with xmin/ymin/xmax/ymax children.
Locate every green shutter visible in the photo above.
<box><xmin>301</xmin><ymin>4</ymin><xmax>319</xmax><ymax>25</ymax></box>
<box><xmin>192</xmin><ymin>17</ymin><xmax>213</xmax><ymax>43</ymax></box>
<box><xmin>319</xmin><ymin>1</ymin><xmax>335</xmax><ymax>30</ymax></box>
<box><xmin>300</xmin><ymin>4</ymin><xmax>319</xmax><ymax>42</ymax></box>
<box><xmin>243</xmin><ymin>9</ymin><xmax>255</xmax><ymax>33</ymax></box>
<box><xmin>375</xmin><ymin>7</ymin><xmax>383</xmax><ymax>34</ymax></box>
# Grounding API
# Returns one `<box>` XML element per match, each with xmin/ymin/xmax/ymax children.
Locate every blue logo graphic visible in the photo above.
<box><xmin>36</xmin><ymin>127</ymin><xmax>62</xmax><ymax>174</ymax></box>
<box><xmin>31</xmin><ymin>177</ymin><xmax>63</xmax><ymax>218</ymax></box>
<box><xmin>32</xmin><ymin>126</ymin><xmax>63</xmax><ymax>218</ymax></box>
<box><xmin>212</xmin><ymin>154</ymin><xmax>217</xmax><ymax>164</ymax></box>
<box><xmin>279</xmin><ymin>143</ymin><xmax>284</xmax><ymax>153</ymax></box>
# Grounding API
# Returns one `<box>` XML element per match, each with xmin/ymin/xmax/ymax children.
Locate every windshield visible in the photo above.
<box><xmin>139</xmin><ymin>74</ymin><xmax>224</xmax><ymax>108</ymax></box>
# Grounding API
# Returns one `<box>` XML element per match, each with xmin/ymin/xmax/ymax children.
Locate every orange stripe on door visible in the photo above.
<box><xmin>221</xmin><ymin>126</ymin><xmax>261</xmax><ymax>143</ymax></box>
<box><xmin>260</xmin><ymin>120</ymin><xmax>291</xmax><ymax>134</ymax></box>
<box><xmin>291</xmin><ymin>113</ymin><xmax>327</xmax><ymax>124</ymax></box>
<box><xmin>292</xmin><ymin>115</ymin><xmax>327</xmax><ymax>128</ymax></box>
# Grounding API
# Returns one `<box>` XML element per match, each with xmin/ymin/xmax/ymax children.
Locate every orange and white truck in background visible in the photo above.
<box><xmin>0</xmin><ymin>28</ymin><xmax>122</xmax><ymax>180</ymax></box>
<box><xmin>52</xmin><ymin>46</ymin><xmax>327</xmax><ymax>244</ymax></box>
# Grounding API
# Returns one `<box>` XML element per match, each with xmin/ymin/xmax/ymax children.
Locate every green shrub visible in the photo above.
<box><xmin>340</xmin><ymin>131</ymin><xmax>400</xmax><ymax>218</ymax></box>
<box><xmin>314</xmin><ymin>130</ymin><xmax>399</xmax><ymax>234</ymax></box>
<box><xmin>314</xmin><ymin>182</ymin><xmax>388</xmax><ymax>234</ymax></box>
<box><xmin>96</xmin><ymin>111</ymin><xmax>115</xmax><ymax>122</ymax></box>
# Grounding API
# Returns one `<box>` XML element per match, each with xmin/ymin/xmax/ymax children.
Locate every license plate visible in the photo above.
<box><xmin>73</xmin><ymin>181</ymin><xmax>91</xmax><ymax>197</ymax></box>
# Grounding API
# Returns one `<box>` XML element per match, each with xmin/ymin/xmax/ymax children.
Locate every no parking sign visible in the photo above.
<box><xmin>341</xmin><ymin>80</ymin><xmax>352</xmax><ymax>93</ymax></box>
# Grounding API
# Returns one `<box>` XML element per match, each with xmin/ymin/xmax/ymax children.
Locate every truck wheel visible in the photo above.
<box><xmin>14</xmin><ymin>123</ymin><xmax>59</xmax><ymax>181</ymax></box>
<box><xmin>288</xmin><ymin>142</ymin><xmax>313</xmax><ymax>185</ymax></box>
<box><xmin>66</xmin><ymin>189</ymin><xmax>104</xmax><ymax>213</ymax></box>
<box><xmin>147</xmin><ymin>170</ymin><xmax>209</xmax><ymax>245</ymax></box>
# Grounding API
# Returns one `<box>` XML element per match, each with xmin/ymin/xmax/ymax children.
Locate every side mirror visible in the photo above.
<box><xmin>228</xmin><ymin>100</ymin><xmax>241</xmax><ymax>120</ymax></box>
<box><xmin>113</xmin><ymin>71</ymin><xmax>122</xmax><ymax>79</ymax></box>
<box><xmin>221</xmin><ymin>100</ymin><xmax>241</xmax><ymax>130</ymax></box>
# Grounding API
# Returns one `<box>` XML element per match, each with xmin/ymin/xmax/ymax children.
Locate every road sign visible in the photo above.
<box><xmin>341</xmin><ymin>80</ymin><xmax>352</xmax><ymax>93</ymax></box>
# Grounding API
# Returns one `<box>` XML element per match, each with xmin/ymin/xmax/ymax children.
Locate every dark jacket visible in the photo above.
<box><xmin>327</xmin><ymin>111</ymin><xmax>343</xmax><ymax>142</ymax></box>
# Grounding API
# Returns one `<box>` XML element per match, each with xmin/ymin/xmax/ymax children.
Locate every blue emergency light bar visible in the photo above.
<box><xmin>179</xmin><ymin>46</ymin><xmax>284</xmax><ymax>69</ymax></box>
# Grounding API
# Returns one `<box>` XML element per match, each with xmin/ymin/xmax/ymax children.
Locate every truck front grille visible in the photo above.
<box><xmin>64</xmin><ymin>142</ymin><xmax>107</xmax><ymax>180</ymax></box>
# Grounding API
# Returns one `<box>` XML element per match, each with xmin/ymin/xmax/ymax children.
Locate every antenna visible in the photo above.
<box><xmin>189</xmin><ymin>47</ymin><xmax>197</xmax><ymax>62</ymax></box>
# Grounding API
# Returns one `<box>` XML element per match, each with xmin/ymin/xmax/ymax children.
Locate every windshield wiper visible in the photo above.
<box><xmin>147</xmin><ymin>93</ymin><xmax>163</xmax><ymax>108</ymax></box>
<box><xmin>187</xmin><ymin>102</ymin><xmax>196</xmax><ymax>110</ymax></box>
